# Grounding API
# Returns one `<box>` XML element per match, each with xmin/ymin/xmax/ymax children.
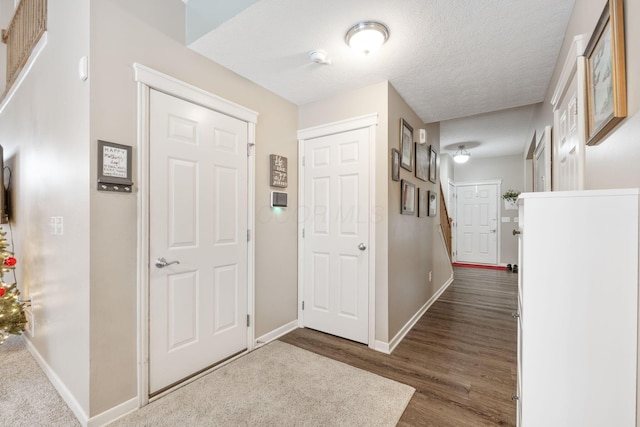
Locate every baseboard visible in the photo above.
<box><xmin>87</xmin><ymin>397</ymin><xmax>138</xmax><ymax>427</ymax></box>
<box><xmin>254</xmin><ymin>320</ymin><xmax>298</xmax><ymax>348</ymax></box>
<box><xmin>22</xmin><ymin>336</ymin><xmax>89</xmax><ymax>426</ymax></box>
<box><xmin>373</xmin><ymin>340</ymin><xmax>391</xmax><ymax>354</ymax></box>
<box><xmin>384</xmin><ymin>275</ymin><xmax>455</xmax><ymax>354</ymax></box>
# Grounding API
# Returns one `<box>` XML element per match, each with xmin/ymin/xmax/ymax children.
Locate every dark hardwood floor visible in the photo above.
<box><xmin>280</xmin><ymin>266</ymin><xmax>518</xmax><ymax>426</ymax></box>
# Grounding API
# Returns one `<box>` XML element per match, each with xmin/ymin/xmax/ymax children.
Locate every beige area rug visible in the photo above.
<box><xmin>0</xmin><ymin>335</ymin><xmax>80</xmax><ymax>426</ymax></box>
<box><xmin>113</xmin><ymin>340</ymin><xmax>414</xmax><ymax>426</ymax></box>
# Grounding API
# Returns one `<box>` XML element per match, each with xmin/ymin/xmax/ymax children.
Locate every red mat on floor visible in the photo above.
<box><xmin>452</xmin><ymin>262</ymin><xmax>508</xmax><ymax>271</ymax></box>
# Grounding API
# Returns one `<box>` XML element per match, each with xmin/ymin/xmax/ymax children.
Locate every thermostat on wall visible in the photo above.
<box><xmin>271</xmin><ymin>191</ymin><xmax>288</xmax><ymax>208</ymax></box>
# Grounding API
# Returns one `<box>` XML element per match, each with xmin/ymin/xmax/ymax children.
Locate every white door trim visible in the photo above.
<box><xmin>453</xmin><ymin>179</ymin><xmax>502</xmax><ymax>265</ymax></box>
<box><xmin>133</xmin><ymin>63</ymin><xmax>257</xmax><ymax>407</ymax></box>
<box><xmin>297</xmin><ymin>113</ymin><xmax>378</xmax><ymax>349</ymax></box>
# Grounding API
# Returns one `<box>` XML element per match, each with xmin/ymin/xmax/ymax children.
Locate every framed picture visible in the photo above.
<box><xmin>418</xmin><ymin>188</ymin><xmax>428</xmax><ymax>218</ymax></box>
<box><xmin>585</xmin><ymin>0</ymin><xmax>626</xmax><ymax>146</ymax></box>
<box><xmin>97</xmin><ymin>140</ymin><xmax>134</xmax><ymax>192</ymax></box>
<box><xmin>400</xmin><ymin>119</ymin><xmax>413</xmax><ymax>171</ymax></box>
<box><xmin>401</xmin><ymin>180</ymin><xmax>415</xmax><ymax>215</ymax></box>
<box><xmin>391</xmin><ymin>149</ymin><xmax>400</xmax><ymax>181</ymax></box>
<box><xmin>428</xmin><ymin>146</ymin><xmax>438</xmax><ymax>183</ymax></box>
<box><xmin>428</xmin><ymin>190</ymin><xmax>437</xmax><ymax>217</ymax></box>
<box><xmin>414</xmin><ymin>143</ymin><xmax>428</xmax><ymax>181</ymax></box>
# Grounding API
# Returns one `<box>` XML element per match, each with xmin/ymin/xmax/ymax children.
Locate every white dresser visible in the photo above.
<box><xmin>516</xmin><ymin>189</ymin><xmax>639</xmax><ymax>427</ymax></box>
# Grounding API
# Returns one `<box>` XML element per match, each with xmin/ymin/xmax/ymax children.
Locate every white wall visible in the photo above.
<box><xmin>454</xmin><ymin>155</ymin><xmax>523</xmax><ymax>265</ymax></box>
<box><xmin>0</xmin><ymin>0</ymin><xmax>91</xmax><ymax>417</ymax></box>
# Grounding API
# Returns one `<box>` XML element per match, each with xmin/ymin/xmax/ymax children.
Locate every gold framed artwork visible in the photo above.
<box><xmin>584</xmin><ymin>0</ymin><xmax>626</xmax><ymax>146</ymax></box>
<box><xmin>400</xmin><ymin>119</ymin><xmax>413</xmax><ymax>171</ymax></box>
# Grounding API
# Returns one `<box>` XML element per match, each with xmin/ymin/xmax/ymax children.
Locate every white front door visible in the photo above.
<box><xmin>148</xmin><ymin>89</ymin><xmax>248</xmax><ymax>394</ymax></box>
<box><xmin>302</xmin><ymin>127</ymin><xmax>370</xmax><ymax>344</ymax></box>
<box><xmin>455</xmin><ymin>183</ymin><xmax>498</xmax><ymax>265</ymax></box>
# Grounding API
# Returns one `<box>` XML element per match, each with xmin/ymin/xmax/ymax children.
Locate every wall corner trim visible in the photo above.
<box><xmin>22</xmin><ymin>336</ymin><xmax>89</xmax><ymax>425</ymax></box>
<box><xmin>385</xmin><ymin>275</ymin><xmax>454</xmax><ymax>355</ymax></box>
<box><xmin>132</xmin><ymin>63</ymin><xmax>258</xmax><ymax>124</ymax></box>
<box><xmin>254</xmin><ymin>320</ymin><xmax>299</xmax><ymax>349</ymax></box>
<box><xmin>87</xmin><ymin>397</ymin><xmax>138</xmax><ymax>427</ymax></box>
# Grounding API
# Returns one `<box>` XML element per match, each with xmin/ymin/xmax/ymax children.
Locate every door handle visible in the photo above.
<box><xmin>358</xmin><ymin>243</ymin><xmax>367</xmax><ymax>251</ymax></box>
<box><xmin>513</xmin><ymin>229</ymin><xmax>521</xmax><ymax>236</ymax></box>
<box><xmin>155</xmin><ymin>257</ymin><xmax>180</xmax><ymax>268</ymax></box>
<box><xmin>490</xmin><ymin>229</ymin><xmax>497</xmax><ymax>233</ymax></box>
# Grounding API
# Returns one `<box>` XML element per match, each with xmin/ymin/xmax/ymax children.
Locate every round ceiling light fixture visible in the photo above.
<box><xmin>345</xmin><ymin>21</ymin><xmax>389</xmax><ymax>56</ymax></box>
<box><xmin>453</xmin><ymin>145</ymin><xmax>471</xmax><ymax>164</ymax></box>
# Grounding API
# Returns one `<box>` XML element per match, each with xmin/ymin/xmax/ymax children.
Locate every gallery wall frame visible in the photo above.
<box><xmin>401</xmin><ymin>179</ymin><xmax>415</xmax><ymax>215</ymax></box>
<box><xmin>415</xmin><ymin>143</ymin><xmax>428</xmax><ymax>181</ymax></box>
<box><xmin>400</xmin><ymin>118</ymin><xmax>413</xmax><ymax>171</ymax></box>
<box><xmin>584</xmin><ymin>0</ymin><xmax>626</xmax><ymax>146</ymax></box>
<box><xmin>428</xmin><ymin>190</ymin><xmax>437</xmax><ymax>217</ymax></box>
<box><xmin>391</xmin><ymin>148</ymin><xmax>400</xmax><ymax>181</ymax></box>
<box><xmin>428</xmin><ymin>146</ymin><xmax>438</xmax><ymax>183</ymax></box>
<box><xmin>418</xmin><ymin>188</ymin><xmax>427</xmax><ymax>218</ymax></box>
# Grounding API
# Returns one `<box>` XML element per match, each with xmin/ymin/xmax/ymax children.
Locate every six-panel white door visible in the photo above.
<box><xmin>149</xmin><ymin>89</ymin><xmax>248</xmax><ymax>394</ymax></box>
<box><xmin>302</xmin><ymin>128</ymin><xmax>370</xmax><ymax>344</ymax></box>
<box><xmin>456</xmin><ymin>183</ymin><xmax>498</xmax><ymax>265</ymax></box>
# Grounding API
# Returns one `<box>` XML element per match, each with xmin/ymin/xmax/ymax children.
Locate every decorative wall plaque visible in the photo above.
<box><xmin>270</xmin><ymin>154</ymin><xmax>288</xmax><ymax>188</ymax></box>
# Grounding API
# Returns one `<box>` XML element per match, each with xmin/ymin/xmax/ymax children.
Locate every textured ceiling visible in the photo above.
<box><xmin>188</xmin><ymin>0</ymin><xmax>575</xmax><ymax>125</ymax></box>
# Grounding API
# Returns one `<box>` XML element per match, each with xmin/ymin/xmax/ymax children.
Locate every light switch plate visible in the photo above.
<box><xmin>501</xmin><ymin>217</ymin><xmax>510</xmax><ymax>223</ymax></box>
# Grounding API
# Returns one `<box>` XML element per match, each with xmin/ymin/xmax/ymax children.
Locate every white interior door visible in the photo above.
<box><xmin>455</xmin><ymin>183</ymin><xmax>498</xmax><ymax>265</ymax></box>
<box><xmin>551</xmin><ymin>36</ymin><xmax>586</xmax><ymax>192</ymax></box>
<box><xmin>302</xmin><ymin>127</ymin><xmax>370</xmax><ymax>344</ymax></box>
<box><xmin>149</xmin><ymin>89</ymin><xmax>248</xmax><ymax>394</ymax></box>
<box><xmin>533</xmin><ymin>125</ymin><xmax>552</xmax><ymax>192</ymax></box>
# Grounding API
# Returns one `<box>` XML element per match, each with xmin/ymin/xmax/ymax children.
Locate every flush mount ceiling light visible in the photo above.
<box><xmin>453</xmin><ymin>145</ymin><xmax>471</xmax><ymax>164</ymax></box>
<box><xmin>345</xmin><ymin>21</ymin><xmax>389</xmax><ymax>56</ymax></box>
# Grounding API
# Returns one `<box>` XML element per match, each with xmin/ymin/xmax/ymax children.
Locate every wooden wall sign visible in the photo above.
<box><xmin>270</xmin><ymin>154</ymin><xmax>288</xmax><ymax>188</ymax></box>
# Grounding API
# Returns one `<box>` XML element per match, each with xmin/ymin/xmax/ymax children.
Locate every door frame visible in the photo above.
<box><xmin>453</xmin><ymin>180</ymin><xmax>502</xmax><ymax>265</ymax></box>
<box><xmin>133</xmin><ymin>63</ymin><xmax>258</xmax><ymax>406</ymax></box>
<box><xmin>297</xmin><ymin>113</ymin><xmax>378</xmax><ymax>349</ymax></box>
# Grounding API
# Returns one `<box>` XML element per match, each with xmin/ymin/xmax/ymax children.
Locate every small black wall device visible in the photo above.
<box><xmin>271</xmin><ymin>191</ymin><xmax>288</xmax><ymax>208</ymax></box>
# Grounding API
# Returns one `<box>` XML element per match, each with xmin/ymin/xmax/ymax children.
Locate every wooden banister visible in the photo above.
<box><xmin>1</xmin><ymin>0</ymin><xmax>47</xmax><ymax>96</ymax></box>
<box><xmin>439</xmin><ymin>184</ymin><xmax>452</xmax><ymax>260</ymax></box>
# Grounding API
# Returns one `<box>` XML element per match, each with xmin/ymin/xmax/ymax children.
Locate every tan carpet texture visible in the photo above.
<box><xmin>2</xmin><ymin>337</ymin><xmax>414</xmax><ymax>426</ymax></box>
<box><xmin>113</xmin><ymin>341</ymin><xmax>414</xmax><ymax>426</ymax></box>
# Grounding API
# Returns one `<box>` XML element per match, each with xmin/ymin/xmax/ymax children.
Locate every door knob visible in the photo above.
<box><xmin>155</xmin><ymin>257</ymin><xmax>180</xmax><ymax>268</ymax></box>
<box><xmin>358</xmin><ymin>243</ymin><xmax>367</xmax><ymax>251</ymax></box>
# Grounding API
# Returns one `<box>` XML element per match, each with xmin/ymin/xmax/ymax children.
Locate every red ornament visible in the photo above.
<box><xmin>3</xmin><ymin>257</ymin><xmax>16</xmax><ymax>267</ymax></box>
<box><xmin>0</xmin><ymin>287</ymin><xmax>5</xmax><ymax>297</ymax></box>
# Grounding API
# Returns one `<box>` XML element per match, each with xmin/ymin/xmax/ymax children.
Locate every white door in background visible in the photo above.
<box><xmin>148</xmin><ymin>89</ymin><xmax>248</xmax><ymax>394</ymax></box>
<box><xmin>448</xmin><ymin>181</ymin><xmax>456</xmax><ymax>261</ymax></box>
<box><xmin>552</xmin><ymin>36</ymin><xmax>586</xmax><ymax>191</ymax></box>
<box><xmin>455</xmin><ymin>183</ymin><xmax>498</xmax><ymax>265</ymax></box>
<box><xmin>534</xmin><ymin>125</ymin><xmax>552</xmax><ymax>192</ymax></box>
<box><xmin>302</xmin><ymin>127</ymin><xmax>370</xmax><ymax>344</ymax></box>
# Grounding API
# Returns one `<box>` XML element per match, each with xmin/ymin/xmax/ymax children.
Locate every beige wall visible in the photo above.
<box><xmin>88</xmin><ymin>0</ymin><xmax>299</xmax><ymax>416</ymax></box>
<box><xmin>455</xmin><ymin>155</ymin><xmax>523</xmax><ymax>265</ymax></box>
<box><xmin>0</xmin><ymin>0</ymin><xmax>91</xmax><ymax>416</ymax></box>
<box><xmin>528</xmin><ymin>0</ymin><xmax>640</xmax><ymax>190</ymax></box>
<box><xmin>387</xmin><ymin>85</ymin><xmax>449</xmax><ymax>339</ymax></box>
<box><xmin>299</xmin><ymin>81</ymin><xmax>391</xmax><ymax>341</ymax></box>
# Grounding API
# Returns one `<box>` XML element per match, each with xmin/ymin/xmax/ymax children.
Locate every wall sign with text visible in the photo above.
<box><xmin>270</xmin><ymin>154</ymin><xmax>288</xmax><ymax>188</ymax></box>
<box><xmin>97</xmin><ymin>140</ymin><xmax>134</xmax><ymax>192</ymax></box>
